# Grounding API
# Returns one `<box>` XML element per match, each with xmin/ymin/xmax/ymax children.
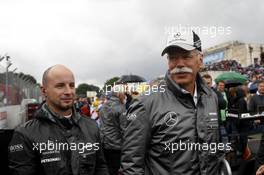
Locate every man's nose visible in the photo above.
<box><xmin>175</xmin><ymin>57</ymin><xmax>186</xmax><ymax>68</ymax></box>
<box><xmin>64</xmin><ymin>85</ymin><xmax>73</xmax><ymax>94</ymax></box>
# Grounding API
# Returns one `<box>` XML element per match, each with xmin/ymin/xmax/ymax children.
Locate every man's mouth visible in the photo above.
<box><xmin>174</xmin><ymin>73</ymin><xmax>190</xmax><ymax>78</ymax></box>
<box><xmin>175</xmin><ymin>72</ymin><xmax>189</xmax><ymax>74</ymax></box>
<box><xmin>61</xmin><ymin>98</ymin><xmax>73</xmax><ymax>103</ymax></box>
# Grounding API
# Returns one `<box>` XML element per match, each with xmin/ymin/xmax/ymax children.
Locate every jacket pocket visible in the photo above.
<box><xmin>79</xmin><ymin>151</ymin><xmax>96</xmax><ymax>175</ymax></box>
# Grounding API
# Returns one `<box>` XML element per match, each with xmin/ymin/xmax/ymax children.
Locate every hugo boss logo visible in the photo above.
<box><xmin>9</xmin><ymin>144</ymin><xmax>24</xmax><ymax>152</ymax></box>
<box><xmin>127</xmin><ymin>113</ymin><xmax>137</xmax><ymax>121</ymax></box>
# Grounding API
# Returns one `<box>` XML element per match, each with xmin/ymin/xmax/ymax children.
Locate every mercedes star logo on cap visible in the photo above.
<box><xmin>174</xmin><ymin>32</ymin><xmax>181</xmax><ymax>38</ymax></box>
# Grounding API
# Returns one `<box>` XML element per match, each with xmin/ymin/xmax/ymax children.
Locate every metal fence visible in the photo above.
<box><xmin>0</xmin><ymin>64</ymin><xmax>41</xmax><ymax>106</ymax></box>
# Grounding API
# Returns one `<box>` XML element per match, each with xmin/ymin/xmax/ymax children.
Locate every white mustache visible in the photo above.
<box><xmin>170</xmin><ymin>67</ymin><xmax>193</xmax><ymax>74</ymax></box>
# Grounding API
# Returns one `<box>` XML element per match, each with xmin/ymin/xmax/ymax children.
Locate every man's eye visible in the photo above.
<box><xmin>56</xmin><ymin>84</ymin><xmax>64</xmax><ymax>88</ymax></box>
<box><xmin>183</xmin><ymin>55</ymin><xmax>193</xmax><ymax>58</ymax></box>
<box><xmin>183</xmin><ymin>55</ymin><xmax>191</xmax><ymax>59</ymax></box>
<box><xmin>69</xmin><ymin>83</ymin><xmax>75</xmax><ymax>87</ymax></box>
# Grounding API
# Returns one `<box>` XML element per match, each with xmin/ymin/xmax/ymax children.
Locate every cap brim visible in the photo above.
<box><xmin>161</xmin><ymin>43</ymin><xmax>196</xmax><ymax>56</ymax></box>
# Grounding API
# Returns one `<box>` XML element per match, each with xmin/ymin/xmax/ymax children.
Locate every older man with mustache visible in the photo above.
<box><xmin>121</xmin><ymin>31</ymin><xmax>224</xmax><ymax>175</ymax></box>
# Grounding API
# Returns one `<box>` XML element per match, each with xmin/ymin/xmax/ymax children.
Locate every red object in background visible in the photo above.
<box><xmin>26</xmin><ymin>103</ymin><xmax>39</xmax><ymax>121</ymax></box>
<box><xmin>80</xmin><ymin>104</ymin><xmax>91</xmax><ymax>117</ymax></box>
<box><xmin>0</xmin><ymin>84</ymin><xmax>20</xmax><ymax>105</ymax></box>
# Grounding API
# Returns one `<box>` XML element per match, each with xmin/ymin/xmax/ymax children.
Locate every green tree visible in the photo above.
<box><xmin>102</xmin><ymin>76</ymin><xmax>119</xmax><ymax>92</ymax></box>
<box><xmin>76</xmin><ymin>83</ymin><xmax>100</xmax><ymax>96</ymax></box>
<box><xmin>13</xmin><ymin>72</ymin><xmax>37</xmax><ymax>84</ymax></box>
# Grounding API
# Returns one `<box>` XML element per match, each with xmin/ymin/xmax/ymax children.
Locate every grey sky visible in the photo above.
<box><xmin>0</xmin><ymin>0</ymin><xmax>263</xmax><ymax>87</ymax></box>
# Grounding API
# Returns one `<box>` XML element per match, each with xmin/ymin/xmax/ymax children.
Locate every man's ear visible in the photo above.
<box><xmin>199</xmin><ymin>53</ymin><xmax>204</xmax><ymax>69</ymax></box>
<box><xmin>41</xmin><ymin>86</ymin><xmax>47</xmax><ymax>97</ymax></box>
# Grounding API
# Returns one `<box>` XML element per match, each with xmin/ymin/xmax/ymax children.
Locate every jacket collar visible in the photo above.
<box><xmin>35</xmin><ymin>103</ymin><xmax>81</xmax><ymax>124</ymax></box>
<box><xmin>165</xmin><ymin>70</ymin><xmax>211</xmax><ymax>98</ymax></box>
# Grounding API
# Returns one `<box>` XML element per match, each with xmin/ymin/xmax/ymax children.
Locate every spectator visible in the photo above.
<box><xmin>229</xmin><ymin>87</ymin><xmax>251</xmax><ymax>160</ymax></box>
<box><xmin>202</xmin><ymin>74</ymin><xmax>228</xmax><ymax>144</ymax></box>
<box><xmin>99</xmin><ymin>92</ymin><xmax>127</xmax><ymax>175</ymax></box>
<box><xmin>248</xmin><ymin>80</ymin><xmax>264</xmax><ymax>114</ymax></box>
<box><xmin>202</xmin><ymin>74</ymin><xmax>227</xmax><ymax>111</ymax></box>
<box><xmin>216</xmin><ymin>81</ymin><xmax>228</xmax><ymax>126</ymax></box>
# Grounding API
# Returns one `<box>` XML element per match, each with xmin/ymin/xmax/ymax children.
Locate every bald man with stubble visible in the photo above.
<box><xmin>9</xmin><ymin>65</ymin><xmax>109</xmax><ymax>175</ymax></box>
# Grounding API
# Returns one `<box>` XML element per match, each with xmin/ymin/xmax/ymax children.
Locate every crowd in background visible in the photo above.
<box><xmin>202</xmin><ymin>61</ymin><xmax>264</xmax><ymax>169</ymax></box>
<box><xmin>202</xmin><ymin>59</ymin><xmax>264</xmax><ymax>80</ymax></box>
